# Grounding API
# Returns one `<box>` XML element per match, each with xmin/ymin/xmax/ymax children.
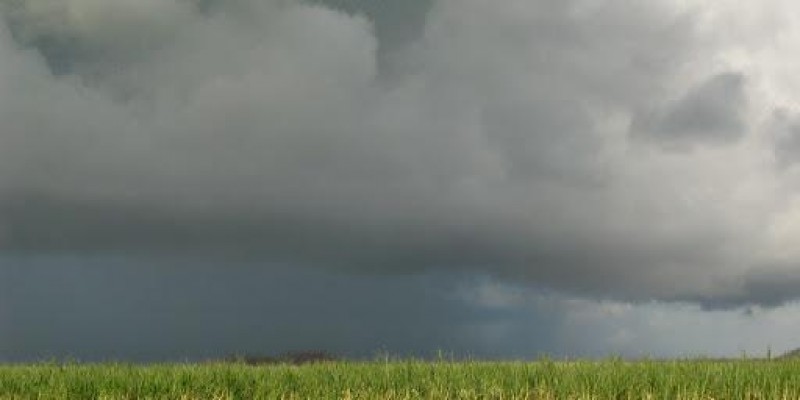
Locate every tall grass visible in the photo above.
<box><xmin>1</xmin><ymin>359</ymin><xmax>800</xmax><ymax>399</ymax></box>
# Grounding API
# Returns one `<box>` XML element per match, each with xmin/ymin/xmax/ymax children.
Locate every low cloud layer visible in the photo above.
<box><xmin>3</xmin><ymin>256</ymin><xmax>798</xmax><ymax>362</ymax></box>
<box><xmin>3</xmin><ymin>0</ymin><xmax>800</xmax><ymax>309</ymax></box>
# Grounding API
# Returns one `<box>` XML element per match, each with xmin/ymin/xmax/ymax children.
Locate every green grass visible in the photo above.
<box><xmin>2</xmin><ymin>359</ymin><xmax>800</xmax><ymax>399</ymax></box>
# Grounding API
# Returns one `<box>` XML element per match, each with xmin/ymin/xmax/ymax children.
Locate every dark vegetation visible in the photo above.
<box><xmin>225</xmin><ymin>350</ymin><xmax>339</xmax><ymax>365</ymax></box>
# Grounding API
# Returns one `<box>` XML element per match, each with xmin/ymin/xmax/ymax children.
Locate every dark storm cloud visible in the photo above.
<box><xmin>0</xmin><ymin>256</ymin><xmax>560</xmax><ymax>362</ymax></box>
<box><xmin>6</xmin><ymin>255</ymin><xmax>800</xmax><ymax>362</ymax></box>
<box><xmin>1</xmin><ymin>0</ymin><xmax>800</xmax><ymax>314</ymax></box>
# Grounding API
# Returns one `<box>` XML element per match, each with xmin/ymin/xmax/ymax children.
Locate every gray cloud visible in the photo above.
<box><xmin>632</xmin><ymin>72</ymin><xmax>748</xmax><ymax>147</ymax></box>
<box><xmin>770</xmin><ymin>109</ymin><xmax>800</xmax><ymax>168</ymax></box>
<box><xmin>1</xmin><ymin>0</ymin><xmax>800</xmax><ymax>319</ymax></box>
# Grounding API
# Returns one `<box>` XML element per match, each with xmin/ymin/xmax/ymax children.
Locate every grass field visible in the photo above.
<box><xmin>1</xmin><ymin>359</ymin><xmax>800</xmax><ymax>399</ymax></box>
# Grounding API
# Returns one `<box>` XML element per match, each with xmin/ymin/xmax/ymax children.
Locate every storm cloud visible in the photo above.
<box><xmin>2</xmin><ymin>0</ymin><xmax>800</xmax><ymax>306</ymax></box>
<box><xmin>4</xmin><ymin>0</ymin><xmax>800</xmax><ymax>360</ymax></box>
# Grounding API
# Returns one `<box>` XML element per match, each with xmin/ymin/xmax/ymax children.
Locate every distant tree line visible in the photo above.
<box><xmin>225</xmin><ymin>351</ymin><xmax>339</xmax><ymax>365</ymax></box>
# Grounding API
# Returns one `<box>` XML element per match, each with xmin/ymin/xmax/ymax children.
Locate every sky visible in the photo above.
<box><xmin>3</xmin><ymin>0</ymin><xmax>800</xmax><ymax>362</ymax></box>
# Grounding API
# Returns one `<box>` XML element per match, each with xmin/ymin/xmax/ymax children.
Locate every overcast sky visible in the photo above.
<box><xmin>3</xmin><ymin>0</ymin><xmax>800</xmax><ymax>362</ymax></box>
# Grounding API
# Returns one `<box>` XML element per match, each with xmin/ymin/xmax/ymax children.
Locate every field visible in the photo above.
<box><xmin>2</xmin><ymin>359</ymin><xmax>800</xmax><ymax>399</ymax></box>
